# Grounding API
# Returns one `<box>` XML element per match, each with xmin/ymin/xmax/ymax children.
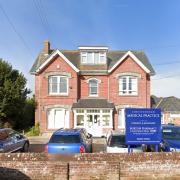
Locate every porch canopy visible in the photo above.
<box><xmin>72</xmin><ymin>99</ymin><xmax>115</xmax><ymax>109</ymax></box>
<box><xmin>72</xmin><ymin>99</ymin><xmax>115</xmax><ymax>137</ymax></box>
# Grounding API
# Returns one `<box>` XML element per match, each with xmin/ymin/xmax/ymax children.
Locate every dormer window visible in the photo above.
<box><xmin>81</xmin><ymin>52</ymin><xmax>106</xmax><ymax>64</ymax></box>
<box><xmin>79</xmin><ymin>46</ymin><xmax>108</xmax><ymax>65</ymax></box>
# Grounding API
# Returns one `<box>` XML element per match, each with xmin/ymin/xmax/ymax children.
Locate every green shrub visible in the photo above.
<box><xmin>25</xmin><ymin>122</ymin><xmax>40</xmax><ymax>136</ymax></box>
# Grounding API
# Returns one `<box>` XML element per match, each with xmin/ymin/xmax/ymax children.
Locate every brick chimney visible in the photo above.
<box><xmin>44</xmin><ymin>40</ymin><xmax>50</xmax><ymax>55</ymax></box>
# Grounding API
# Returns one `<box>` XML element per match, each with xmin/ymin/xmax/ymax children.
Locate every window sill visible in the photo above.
<box><xmin>48</xmin><ymin>94</ymin><xmax>69</xmax><ymax>97</ymax></box>
<box><xmin>89</xmin><ymin>95</ymin><xmax>98</xmax><ymax>97</ymax></box>
<box><xmin>119</xmin><ymin>94</ymin><xmax>138</xmax><ymax>97</ymax></box>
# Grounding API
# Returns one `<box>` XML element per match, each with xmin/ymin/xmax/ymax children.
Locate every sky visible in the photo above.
<box><xmin>0</xmin><ymin>0</ymin><xmax>180</xmax><ymax>98</ymax></box>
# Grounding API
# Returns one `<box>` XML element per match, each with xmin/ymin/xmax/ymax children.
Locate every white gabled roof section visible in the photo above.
<box><xmin>108</xmin><ymin>51</ymin><xmax>151</xmax><ymax>74</ymax></box>
<box><xmin>36</xmin><ymin>49</ymin><xmax>79</xmax><ymax>73</ymax></box>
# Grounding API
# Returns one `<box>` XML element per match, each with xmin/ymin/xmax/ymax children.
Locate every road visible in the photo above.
<box><xmin>28</xmin><ymin>137</ymin><xmax>106</xmax><ymax>153</ymax></box>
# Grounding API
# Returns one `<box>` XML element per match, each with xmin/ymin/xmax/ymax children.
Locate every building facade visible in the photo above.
<box><xmin>30</xmin><ymin>41</ymin><xmax>155</xmax><ymax>136</ymax></box>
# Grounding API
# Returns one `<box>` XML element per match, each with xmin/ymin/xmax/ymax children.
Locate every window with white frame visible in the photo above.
<box><xmin>119</xmin><ymin>76</ymin><xmax>138</xmax><ymax>95</ymax></box>
<box><xmin>81</xmin><ymin>52</ymin><xmax>106</xmax><ymax>64</ymax></box>
<box><xmin>49</xmin><ymin>76</ymin><xmax>68</xmax><ymax>95</ymax></box>
<box><xmin>89</xmin><ymin>79</ymin><xmax>98</xmax><ymax>96</ymax></box>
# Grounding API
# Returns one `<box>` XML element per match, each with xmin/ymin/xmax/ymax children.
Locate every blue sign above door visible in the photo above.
<box><xmin>125</xmin><ymin>108</ymin><xmax>161</xmax><ymax>145</ymax></box>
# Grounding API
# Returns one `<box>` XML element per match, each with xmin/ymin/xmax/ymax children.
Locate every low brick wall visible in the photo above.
<box><xmin>0</xmin><ymin>153</ymin><xmax>180</xmax><ymax>179</ymax></box>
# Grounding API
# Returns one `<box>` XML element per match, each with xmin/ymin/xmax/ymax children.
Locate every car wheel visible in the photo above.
<box><xmin>22</xmin><ymin>142</ymin><xmax>29</xmax><ymax>152</ymax></box>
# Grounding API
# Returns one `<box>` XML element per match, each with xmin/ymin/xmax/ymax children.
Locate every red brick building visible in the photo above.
<box><xmin>30</xmin><ymin>41</ymin><xmax>155</xmax><ymax>136</ymax></box>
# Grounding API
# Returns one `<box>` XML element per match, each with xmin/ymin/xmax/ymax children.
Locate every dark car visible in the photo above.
<box><xmin>160</xmin><ymin>124</ymin><xmax>180</xmax><ymax>152</ymax></box>
<box><xmin>45</xmin><ymin>128</ymin><xmax>92</xmax><ymax>153</ymax></box>
<box><xmin>0</xmin><ymin>128</ymin><xmax>29</xmax><ymax>153</ymax></box>
<box><xmin>146</xmin><ymin>124</ymin><xmax>180</xmax><ymax>152</ymax></box>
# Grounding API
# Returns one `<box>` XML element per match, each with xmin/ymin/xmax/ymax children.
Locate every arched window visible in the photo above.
<box><xmin>89</xmin><ymin>79</ymin><xmax>98</xmax><ymax>96</ymax></box>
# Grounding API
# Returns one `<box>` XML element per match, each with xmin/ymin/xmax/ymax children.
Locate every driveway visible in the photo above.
<box><xmin>28</xmin><ymin>136</ymin><xmax>106</xmax><ymax>153</ymax></box>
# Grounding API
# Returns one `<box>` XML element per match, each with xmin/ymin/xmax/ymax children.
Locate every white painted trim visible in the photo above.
<box><xmin>48</xmin><ymin>75</ymin><xmax>69</xmax><ymax>96</ymax></box>
<box><xmin>86</xmin><ymin>78</ymin><xmax>101</xmax><ymax>83</ymax></box>
<box><xmin>80</xmin><ymin>52</ymin><xmax>106</xmax><ymax>64</ymax></box>
<box><xmin>108</xmin><ymin>51</ymin><xmax>151</xmax><ymax>74</ymax></box>
<box><xmin>118</xmin><ymin>76</ymin><xmax>138</xmax><ymax>96</ymax></box>
<box><xmin>78</xmin><ymin>46</ymin><xmax>108</xmax><ymax>50</ymax></box>
<box><xmin>36</xmin><ymin>49</ymin><xmax>79</xmax><ymax>73</ymax></box>
<box><xmin>88</xmin><ymin>78</ymin><xmax>99</xmax><ymax>96</ymax></box>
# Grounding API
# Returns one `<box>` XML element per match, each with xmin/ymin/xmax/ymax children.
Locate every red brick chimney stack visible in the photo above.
<box><xmin>44</xmin><ymin>40</ymin><xmax>50</xmax><ymax>55</ymax></box>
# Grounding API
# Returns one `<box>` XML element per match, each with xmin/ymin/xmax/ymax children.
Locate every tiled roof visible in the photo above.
<box><xmin>72</xmin><ymin>99</ymin><xmax>114</xmax><ymax>109</ymax></box>
<box><xmin>30</xmin><ymin>49</ymin><xmax>155</xmax><ymax>74</ymax></box>
<box><xmin>151</xmin><ymin>95</ymin><xmax>163</xmax><ymax>108</ymax></box>
<box><xmin>153</xmin><ymin>96</ymin><xmax>180</xmax><ymax>112</ymax></box>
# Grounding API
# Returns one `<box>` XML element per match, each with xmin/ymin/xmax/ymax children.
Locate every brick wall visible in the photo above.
<box><xmin>35</xmin><ymin>55</ymin><xmax>78</xmax><ymax>133</ymax></box>
<box><xmin>0</xmin><ymin>153</ymin><xmax>180</xmax><ymax>179</ymax></box>
<box><xmin>109</xmin><ymin>56</ymin><xmax>150</xmax><ymax>108</ymax></box>
<box><xmin>34</xmin><ymin>52</ymin><xmax>151</xmax><ymax>134</ymax></box>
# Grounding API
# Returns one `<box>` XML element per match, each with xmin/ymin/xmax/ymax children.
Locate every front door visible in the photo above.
<box><xmin>54</xmin><ymin>109</ymin><xmax>65</xmax><ymax>128</ymax></box>
<box><xmin>87</xmin><ymin>114</ymin><xmax>102</xmax><ymax>137</ymax></box>
<box><xmin>47</xmin><ymin>108</ymin><xmax>67</xmax><ymax>129</ymax></box>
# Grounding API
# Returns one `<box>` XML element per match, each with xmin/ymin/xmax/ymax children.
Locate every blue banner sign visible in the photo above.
<box><xmin>125</xmin><ymin>108</ymin><xmax>161</xmax><ymax>145</ymax></box>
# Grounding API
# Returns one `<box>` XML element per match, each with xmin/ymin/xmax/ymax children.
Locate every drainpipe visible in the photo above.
<box><xmin>38</xmin><ymin>75</ymin><xmax>41</xmax><ymax>129</ymax></box>
<box><xmin>108</xmin><ymin>76</ymin><xmax>110</xmax><ymax>101</ymax></box>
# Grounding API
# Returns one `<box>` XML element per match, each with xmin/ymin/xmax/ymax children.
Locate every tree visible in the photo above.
<box><xmin>0</xmin><ymin>59</ymin><xmax>30</xmax><ymax>128</ymax></box>
<box><xmin>18</xmin><ymin>96</ymin><xmax>35</xmax><ymax>130</ymax></box>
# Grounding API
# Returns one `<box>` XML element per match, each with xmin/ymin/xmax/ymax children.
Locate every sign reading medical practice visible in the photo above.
<box><xmin>125</xmin><ymin>108</ymin><xmax>161</xmax><ymax>145</ymax></box>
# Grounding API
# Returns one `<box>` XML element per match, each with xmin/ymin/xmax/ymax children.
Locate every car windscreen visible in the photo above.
<box><xmin>49</xmin><ymin>135</ymin><xmax>81</xmax><ymax>143</ymax></box>
<box><xmin>162</xmin><ymin>128</ymin><xmax>180</xmax><ymax>140</ymax></box>
<box><xmin>109</xmin><ymin>135</ymin><xmax>127</xmax><ymax>147</ymax></box>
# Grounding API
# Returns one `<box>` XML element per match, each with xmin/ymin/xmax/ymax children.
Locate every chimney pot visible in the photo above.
<box><xmin>44</xmin><ymin>40</ymin><xmax>50</xmax><ymax>55</ymax></box>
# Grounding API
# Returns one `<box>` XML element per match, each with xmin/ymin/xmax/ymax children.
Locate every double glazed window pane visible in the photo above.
<box><xmin>94</xmin><ymin>53</ymin><xmax>99</xmax><ymax>64</ymax></box>
<box><xmin>87</xmin><ymin>52</ymin><xmax>93</xmax><ymax>63</ymax></box>
<box><xmin>60</xmin><ymin>77</ymin><xmax>67</xmax><ymax>93</ymax></box>
<box><xmin>89</xmin><ymin>80</ymin><xmax>98</xmax><ymax>95</ymax></box>
<box><xmin>51</xmin><ymin>77</ymin><xmax>58</xmax><ymax>93</ymax></box>
<box><xmin>119</xmin><ymin>76</ymin><xmax>137</xmax><ymax>95</ymax></box>
<box><xmin>49</xmin><ymin>76</ymin><xmax>68</xmax><ymax>94</ymax></box>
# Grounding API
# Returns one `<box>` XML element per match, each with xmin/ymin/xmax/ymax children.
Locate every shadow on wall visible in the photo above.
<box><xmin>0</xmin><ymin>167</ymin><xmax>31</xmax><ymax>180</ymax></box>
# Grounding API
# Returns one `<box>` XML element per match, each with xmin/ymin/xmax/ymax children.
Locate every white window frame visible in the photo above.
<box><xmin>49</xmin><ymin>75</ymin><xmax>69</xmax><ymax>95</ymax></box>
<box><xmin>89</xmin><ymin>79</ymin><xmax>99</xmax><ymax>97</ymax></box>
<box><xmin>73</xmin><ymin>109</ymin><xmax>113</xmax><ymax>128</ymax></box>
<box><xmin>81</xmin><ymin>52</ymin><xmax>106</xmax><ymax>64</ymax></box>
<box><xmin>119</xmin><ymin>76</ymin><xmax>138</xmax><ymax>96</ymax></box>
<box><xmin>99</xmin><ymin>52</ymin><xmax>106</xmax><ymax>64</ymax></box>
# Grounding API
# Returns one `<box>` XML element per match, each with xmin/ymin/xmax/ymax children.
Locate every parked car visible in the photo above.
<box><xmin>160</xmin><ymin>124</ymin><xmax>180</xmax><ymax>152</ymax></box>
<box><xmin>0</xmin><ymin>128</ymin><xmax>29</xmax><ymax>153</ymax></box>
<box><xmin>145</xmin><ymin>124</ymin><xmax>180</xmax><ymax>152</ymax></box>
<box><xmin>106</xmin><ymin>131</ymin><xmax>143</xmax><ymax>153</ymax></box>
<box><xmin>45</xmin><ymin>128</ymin><xmax>93</xmax><ymax>153</ymax></box>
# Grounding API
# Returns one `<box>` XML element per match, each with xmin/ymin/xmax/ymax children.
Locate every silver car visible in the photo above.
<box><xmin>106</xmin><ymin>132</ymin><xmax>143</xmax><ymax>153</ymax></box>
<box><xmin>0</xmin><ymin>128</ymin><xmax>29</xmax><ymax>153</ymax></box>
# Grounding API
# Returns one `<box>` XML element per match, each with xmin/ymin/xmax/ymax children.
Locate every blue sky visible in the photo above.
<box><xmin>0</xmin><ymin>0</ymin><xmax>180</xmax><ymax>97</ymax></box>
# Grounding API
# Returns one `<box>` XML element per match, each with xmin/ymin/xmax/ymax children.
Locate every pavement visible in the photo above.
<box><xmin>28</xmin><ymin>136</ymin><xmax>106</xmax><ymax>153</ymax></box>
